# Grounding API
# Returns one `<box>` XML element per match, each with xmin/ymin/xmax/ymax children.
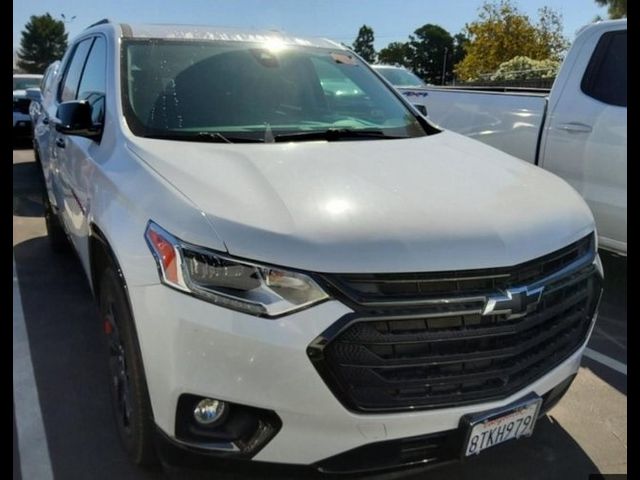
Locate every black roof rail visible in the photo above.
<box><xmin>85</xmin><ymin>19</ymin><xmax>110</xmax><ymax>30</ymax></box>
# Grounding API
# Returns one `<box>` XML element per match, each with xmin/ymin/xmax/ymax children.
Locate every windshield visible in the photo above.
<box><xmin>13</xmin><ymin>77</ymin><xmax>42</xmax><ymax>90</ymax></box>
<box><xmin>122</xmin><ymin>40</ymin><xmax>433</xmax><ymax>142</ymax></box>
<box><xmin>375</xmin><ymin>67</ymin><xmax>424</xmax><ymax>88</ymax></box>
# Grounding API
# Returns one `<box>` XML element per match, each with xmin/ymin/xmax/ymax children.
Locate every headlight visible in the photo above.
<box><xmin>145</xmin><ymin>221</ymin><xmax>329</xmax><ymax>317</ymax></box>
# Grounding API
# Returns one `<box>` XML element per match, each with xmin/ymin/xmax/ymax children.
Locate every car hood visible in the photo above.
<box><xmin>128</xmin><ymin>131</ymin><xmax>594</xmax><ymax>273</ymax></box>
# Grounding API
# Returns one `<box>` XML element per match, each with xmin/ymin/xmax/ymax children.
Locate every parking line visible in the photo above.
<box><xmin>593</xmin><ymin>326</ymin><xmax>627</xmax><ymax>351</ymax></box>
<box><xmin>583</xmin><ymin>347</ymin><xmax>627</xmax><ymax>376</ymax></box>
<box><xmin>13</xmin><ymin>256</ymin><xmax>54</xmax><ymax>480</ymax></box>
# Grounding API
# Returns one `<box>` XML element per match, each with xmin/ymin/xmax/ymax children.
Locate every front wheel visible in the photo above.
<box><xmin>99</xmin><ymin>266</ymin><xmax>158</xmax><ymax>466</ymax></box>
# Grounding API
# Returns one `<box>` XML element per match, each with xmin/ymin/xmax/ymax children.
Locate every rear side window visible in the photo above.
<box><xmin>581</xmin><ymin>30</ymin><xmax>626</xmax><ymax>107</ymax></box>
<box><xmin>59</xmin><ymin>38</ymin><xmax>93</xmax><ymax>102</ymax></box>
<box><xmin>77</xmin><ymin>37</ymin><xmax>107</xmax><ymax>125</ymax></box>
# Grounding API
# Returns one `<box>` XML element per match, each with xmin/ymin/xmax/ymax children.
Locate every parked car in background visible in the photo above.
<box><xmin>401</xmin><ymin>20</ymin><xmax>627</xmax><ymax>256</ymax></box>
<box><xmin>373</xmin><ymin>65</ymin><xmax>426</xmax><ymax>88</ymax></box>
<box><xmin>13</xmin><ymin>73</ymin><xmax>42</xmax><ymax>138</ymax></box>
<box><xmin>35</xmin><ymin>21</ymin><xmax>602</xmax><ymax>476</ymax></box>
<box><xmin>28</xmin><ymin>61</ymin><xmax>61</xmax><ymax>147</ymax></box>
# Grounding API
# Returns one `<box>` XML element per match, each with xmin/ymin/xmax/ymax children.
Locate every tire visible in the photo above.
<box><xmin>42</xmin><ymin>191</ymin><xmax>68</xmax><ymax>253</ymax></box>
<box><xmin>99</xmin><ymin>266</ymin><xmax>158</xmax><ymax>466</ymax></box>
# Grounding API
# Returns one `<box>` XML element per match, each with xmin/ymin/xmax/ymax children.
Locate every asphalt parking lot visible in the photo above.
<box><xmin>13</xmin><ymin>142</ymin><xmax>626</xmax><ymax>479</ymax></box>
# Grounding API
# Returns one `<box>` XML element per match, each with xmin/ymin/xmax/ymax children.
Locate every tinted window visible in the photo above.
<box><xmin>581</xmin><ymin>30</ymin><xmax>626</xmax><ymax>107</ymax></box>
<box><xmin>59</xmin><ymin>38</ymin><xmax>93</xmax><ymax>102</ymax></box>
<box><xmin>77</xmin><ymin>37</ymin><xmax>107</xmax><ymax>124</ymax></box>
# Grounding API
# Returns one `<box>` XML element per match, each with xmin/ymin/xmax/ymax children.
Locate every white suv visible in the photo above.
<box><xmin>35</xmin><ymin>20</ymin><xmax>603</xmax><ymax>475</ymax></box>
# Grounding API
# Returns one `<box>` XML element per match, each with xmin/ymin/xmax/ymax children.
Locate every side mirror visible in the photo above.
<box><xmin>25</xmin><ymin>88</ymin><xmax>42</xmax><ymax>103</ymax></box>
<box><xmin>413</xmin><ymin>104</ymin><xmax>428</xmax><ymax>116</ymax></box>
<box><xmin>55</xmin><ymin>100</ymin><xmax>101</xmax><ymax>139</ymax></box>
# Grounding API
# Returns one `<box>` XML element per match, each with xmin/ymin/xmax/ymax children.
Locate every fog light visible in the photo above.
<box><xmin>193</xmin><ymin>398</ymin><xmax>227</xmax><ymax>425</ymax></box>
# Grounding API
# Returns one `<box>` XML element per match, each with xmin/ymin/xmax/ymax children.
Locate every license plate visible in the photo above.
<box><xmin>463</xmin><ymin>395</ymin><xmax>542</xmax><ymax>456</ymax></box>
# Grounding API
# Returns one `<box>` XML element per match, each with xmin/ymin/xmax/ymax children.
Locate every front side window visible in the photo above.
<box><xmin>77</xmin><ymin>36</ymin><xmax>107</xmax><ymax>125</ymax></box>
<box><xmin>59</xmin><ymin>38</ymin><xmax>93</xmax><ymax>103</ymax></box>
<box><xmin>581</xmin><ymin>30</ymin><xmax>626</xmax><ymax>107</ymax></box>
<box><xmin>122</xmin><ymin>40</ymin><xmax>434</xmax><ymax>142</ymax></box>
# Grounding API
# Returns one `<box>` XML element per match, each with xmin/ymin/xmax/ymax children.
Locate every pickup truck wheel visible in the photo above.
<box><xmin>42</xmin><ymin>192</ymin><xmax>68</xmax><ymax>253</ymax></box>
<box><xmin>99</xmin><ymin>267</ymin><xmax>158</xmax><ymax>466</ymax></box>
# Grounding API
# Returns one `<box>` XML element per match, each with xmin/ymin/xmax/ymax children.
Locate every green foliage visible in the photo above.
<box><xmin>352</xmin><ymin>25</ymin><xmax>376</xmax><ymax>63</ymax></box>
<box><xmin>490</xmin><ymin>56</ymin><xmax>560</xmax><ymax>81</ymax></box>
<box><xmin>454</xmin><ymin>0</ymin><xmax>568</xmax><ymax>81</ymax></box>
<box><xmin>378</xmin><ymin>24</ymin><xmax>457</xmax><ymax>84</ymax></box>
<box><xmin>408</xmin><ymin>24</ymin><xmax>454</xmax><ymax>84</ymax></box>
<box><xmin>452</xmin><ymin>33</ymin><xmax>470</xmax><ymax>69</ymax></box>
<box><xmin>377</xmin><ymin>42</ymin><xmax>412</xmax><ymax>67</ymax></box>
<box><xmin>595</xmin><ymin>0</ymin><xmax>626</xmax><ymax>19</ymax></box>
<box><xmin>17</xmin><ymin>13</ymin><xmax>68</xmax><ymax>74</ymax></box>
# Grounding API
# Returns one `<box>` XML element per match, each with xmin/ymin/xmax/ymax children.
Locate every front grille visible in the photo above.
<box><xmin>13</xmin><ymin>98</ymin><xmax>31</xmax><ymax>114</ymax></box>
<box><xmin>323</xmin><ymin>234</ymin><xmax>593</xmax><ymax>306</ymax></box>
<box><xmin>308</xmin><ymin>235</ymin><xmax>601</xmax><ymax>412</ymax></box>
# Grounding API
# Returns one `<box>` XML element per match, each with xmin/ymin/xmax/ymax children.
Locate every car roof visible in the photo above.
<box><xmin>85</xmin><ymin>21</ymin><xmax>345</xmax><ymax>50</ymax></box>
<box><xmin>575</xmin><ymin>18</ymin><xmax>626</xmax><ymax>37</ymax></box>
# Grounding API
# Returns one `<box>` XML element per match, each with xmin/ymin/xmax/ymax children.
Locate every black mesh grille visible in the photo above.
<box><xmin>309</xmin><ymin>235</ymin><xmax>601</xmax><ymax>412</ymax></box>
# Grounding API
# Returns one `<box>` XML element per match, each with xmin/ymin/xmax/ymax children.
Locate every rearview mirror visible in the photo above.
<box><xmin>55</xmin><ymin>100</ymin><xmax>102</xmax><ymax>139</ymax></box>
<box><xmin>25</xmin><ymin>88</ymin><xmax>42</xmax><ymax>103</ymax></box>
<box><xmin>413</xmin><ymin>104</ymin><xmax>428</xmax><ymax>116</ymax></box>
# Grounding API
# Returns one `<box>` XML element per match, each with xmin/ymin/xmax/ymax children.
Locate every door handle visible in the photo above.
<box><xmin>557</xmin><ymin>122</ymin><xmax>592</xmax><ymax>134</ymax></box>
<box><xmin>55</xmin><ymin>137</ymin><xmax>66</xmax><ymax>149</ymax></box>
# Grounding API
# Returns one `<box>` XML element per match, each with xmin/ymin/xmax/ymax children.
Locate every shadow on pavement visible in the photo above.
<box><xmin>584</xmin><ymin>250</ymin><xmax>627</xmax><ymax>396</ymax></box>
<box><xmin>13</xmin><ymin>236</ymin><xmax>165</xmax><ymax>480</ymax></box>
<box><xmin>13</xmin><ymin>160</ymin><xmax>45</xmax><ymax>218</ymax></box>
<box><xmin>12</xmin><ymin>138</ymin><xmax>33</xmax><ymax>150</ymax></box>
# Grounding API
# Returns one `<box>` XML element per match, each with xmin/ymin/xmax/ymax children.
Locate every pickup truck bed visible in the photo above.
<box><xmin>399</xmin><ymin>20</ymin><xmax>627</xmax><ymax>256</ymax></box>
<box><xmin>402</xmin><ymin>86</ymin><xmax>548</xmax><ymax>164</ymax></box>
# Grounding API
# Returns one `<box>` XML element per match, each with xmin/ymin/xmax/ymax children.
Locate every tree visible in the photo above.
<box><xmin>377</xmin><ymin>42</ymin><xmax>412</xmax><ymax>66</ymax></box>
<box><xmin>408</xmin><ymin>24</ymin><xmax>454</xmax><ymax>84</ymax></box>
<box><xmin>352</xmin><ymin>25</ymin><xmax>376</xmax><ymax>63</ymax></box>
<box><xmin>454</xmin><ymin>0</ymin><xmax>568</xmax><ymax>81</ymax></box>
<box><xmin>17</xmin><ymin>13</ymin><xmax>68</xmax><ymax>73</ymax></box>
<box><xmin>490</xmin><ymin>56</ymin><xmax>560</xmax><ymax>81</ymax></box>
<box><xmin>595</xmin><ymin>0</ymin><xmax>626</xmax><ymax>18</ymax></box>
<box><xmin>452</xmin><ymin>33</ymin><xmax>470</xmax><ymax>71</ymax></box>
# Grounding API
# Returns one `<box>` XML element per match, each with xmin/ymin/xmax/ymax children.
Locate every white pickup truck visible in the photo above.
<box><xmin>400</xmin><ymin>20</ymin><xmax>627</xmax><ymax>256</ymax></box>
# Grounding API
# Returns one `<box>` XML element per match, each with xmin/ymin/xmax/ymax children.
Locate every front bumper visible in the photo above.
<box><xmin>128</xmin><ymin>283</ymin><xmax>593</xmax><ymax>469</ymax></box>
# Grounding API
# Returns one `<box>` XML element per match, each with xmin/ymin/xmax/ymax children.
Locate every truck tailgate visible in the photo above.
<box><xmin>401</xmin><ymin>88</ymin><xmax>548</xmax><ymax>164</ymax></box>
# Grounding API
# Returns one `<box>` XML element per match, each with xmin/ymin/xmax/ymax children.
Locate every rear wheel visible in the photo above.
<box><xmin>99</xmin><ymin>266</ymin><xmax>158</xmax><ymax>466</ymax></box>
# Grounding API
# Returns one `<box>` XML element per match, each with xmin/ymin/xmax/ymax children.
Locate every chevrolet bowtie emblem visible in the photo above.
<box><xmin>482</xmin><ymin>286</ymin><xmax>545</xmax><ymax>319</ymax></box>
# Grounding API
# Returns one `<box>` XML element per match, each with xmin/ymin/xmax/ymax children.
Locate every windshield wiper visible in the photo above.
<box><xmin>143</xmin><ymin>131</ymin><xmax>263</xmax><ymax>143</ymax></box>
<box><xmin>273</xmin><ymin>128</ymin><xmax>408</xmax><ymax>142</ymax></box>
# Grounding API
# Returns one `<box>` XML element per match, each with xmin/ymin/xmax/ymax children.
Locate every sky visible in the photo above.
<box><xmin>13</xmin><ymin>0</ymin><xmax>608</xmax><ymax>52</ymax></box>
